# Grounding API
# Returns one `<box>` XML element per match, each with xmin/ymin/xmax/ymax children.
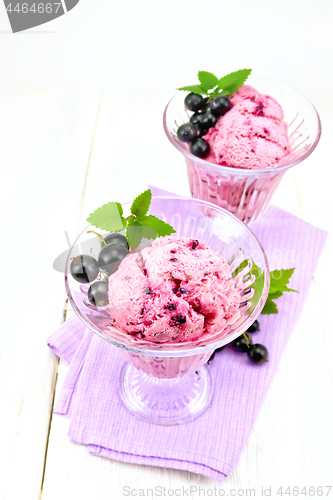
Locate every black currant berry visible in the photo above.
<box><xmin>190</xmin><ymin>112</ymin><xmax>204</xmax><ymax>127</ymax></box>
<box><xmin>184</xmin><ymin>93</ymin><xmax>205</xmax><ymax>112</ymax></box>
<box><xmin>248</xmin><ymin>344</ymin><xmax>268</xmax><ymax>364</ymax></box>
<box><xmin>177</xmin><ymin>123</ymin><xmax>200</xmax><ymax>143</ymax></box>
<box><xmin>98</xmin><ymin>244</ymin><xmax>129</xmax><ymax>276</ymax></box>
<box><xmin>232</xmin><ymin>334</ymin><xmax>252</xmax><ymax>353</ymax></box>
<box><xmin>247</xmin><ymin>320</ymin><xmax>260</xmax><ymax>333</ymax></box>
<box><xmin>103</xmin><ymin>233</ymin><xmax>129</xmax><ymax>249</ymax></box>
<box><xmin>70</xmin><ymin>255</ymin><xmax>99</xmax><ymax>283</ymax></box>
<box><xmin>201</xmin><ymin>111</ymin><xmax>218</xmax><ymax>131</ymax></box>
<box><xmin>189</xmin><ymin>138</ymin><xmax>210</xmax><ymax>158</ymax></box>
<box><xmin>212</xmin><ymin>95</ymin><xmax>232</xmax><ymax>115</ymax></box>
<box><xmin>88</xmin><ymin>280</ymin><xmax>109</xmax><ymax>307</ymax></box>
<box><xmin>204</xmin><ymin>101</ymin><xmax>221</xmax><ymax>117</ymax></box>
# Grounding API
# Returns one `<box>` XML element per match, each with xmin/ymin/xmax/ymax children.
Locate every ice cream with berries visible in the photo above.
<box><xmin>202</xmin><ymin>85</ymin><xmax>291</xmax><ymax>169</ymax></box>
<box><xmin>108</xmin><ymin>236</ymin><xmax>241</xmax><ymax>343</ymax></box>
<box><xmin>171</xmin><ymin>70</ymin><xmax>296</xmax><ymax>223</ymax></box>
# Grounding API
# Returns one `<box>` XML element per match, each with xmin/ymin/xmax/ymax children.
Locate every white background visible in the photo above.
<box><xmin>0</xmin><ymin>0</ymin><xmax>332</xmax><ymax>93</ymax></box>
<box><xmin>0</xmin><ymin>1</ymin><xmax>332</xmax><ymax>499</ymax></box>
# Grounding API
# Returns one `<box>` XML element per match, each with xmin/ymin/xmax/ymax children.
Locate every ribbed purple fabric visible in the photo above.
<box><xmin>48</xmin><ymin>188</ymin><xmax>327</xmax><ymax>482</ymax></box>
<box><xmin>47</xmin><ymin>315</ymin><xmax>85</xmax><ymax>364</ymax></box>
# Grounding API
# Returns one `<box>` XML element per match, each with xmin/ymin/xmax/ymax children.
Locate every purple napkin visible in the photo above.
<box><xmin>48</xmin><ymin>188</ymin><xmax>327</xmax><ymax>482</ymax></box>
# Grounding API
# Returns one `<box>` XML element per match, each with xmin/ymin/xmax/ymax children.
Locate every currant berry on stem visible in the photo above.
<box><xmin>190</xmin><ymin>112</ymin><xmax>204</xmax><ymax>127</ymax></box>
<box><xmin>232</xmin><ymin>334</ymin><xmax>252</xmax><ymax>353</ymax></box>
<box><xmin>248</xmin><ymin>344</ymin><xmax>269</xmax><ymax>364</ymax></box>
<box><xmin>204</xmin><ymin>101</ymin><xmax>220</xmax><ymax>117</ymax></box>
<box><xmin>184</xmin><ymin>93</ymin><xmax>205</xmax><ymax>112</ymax></box>
<box><xmin>247</xmin><ymin>320</ymin><xmax>260</xmax><ymax>333</ymax></box>
<box><xmin>98</xmin><ymin>244</ymin><xmax>129</xmax><ymax>276</ymax></box>
<box><xmin>190</xmin><ymin>138</ymin><xmax>210</xmax><ymax>158</ymax></box>
<box><xmin>177</xmin><ymin>123</ymin><xmax>201</xmax><ymax>143</ymax></box>
<box><xmin>212</xmin><ymin>95</ymin><xmax>232</xmax><ymax>115</ymax></box>
<box><xmin>88</xmin><ymin>280</ymin><xmax>109</xmax><ymax>307</ymax></box>
<box><xmin>201</xmin><ymin>111</ymin><xmax>218</xmax><ymax>132</ymax></box>
<box><xmin>70</xmin><ymin>255</ymin><xmax>99</xmax><ymax>283</ymax></box>
<box><xmin>104</xmin><ymin>233</ymin><xmax>129</xmax><ymax>249</ymax></box>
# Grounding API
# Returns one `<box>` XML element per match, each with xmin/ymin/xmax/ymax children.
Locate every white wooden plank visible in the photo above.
<box><xmin>0</xmin><ymin>88</ymin><xmax>102</xmax><ymax>500</ymax></box>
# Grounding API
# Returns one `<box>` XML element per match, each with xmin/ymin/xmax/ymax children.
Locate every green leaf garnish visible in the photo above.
<box><xmin>198</xmin><ymin>71</ymin><xmax>218</xmax><ymax>91</ymax></box>
<box><xmin>177</xmin><ymin>68</ymin><xmax>252</xmax><ymax>99</ymax></box>
<box><xmin>138</xmin><ymin>215</ymin><xmax>176</xmax><ymax>237</ymax></box>
<box><xmin>126</xmin><ymin>219</ymin><xmax>157</xmax><ymax>251</ymax></box>
<box><xmin>177</xmin><ymin>84</ymin><xmax>207</xmax><ymax>94</ymax></box>
<box><xmin>249</xmin><ymin>262</ymin><xmax>266</xmax><ymax>310</ymax></box>
<box><xmin>269</xmin><ymin>268</ymin><xmax>298</xmax><ymax>294</ymax></box>
<box><xmin>262</xmin><ymin>268</ymin><xmax>298</xmax><ymax>314</ymax></box>
<box><xmin>232</xmin><ymin>260</ymin><xmax>297</xmax><ymax>316</ymax></box>
<box><xmin>130</xmin><ymin>189</ymin><xmax>152</xmax><ymax>219</ymax></box>
<box><xmin>87</xmin><ymin>189</ymin><xmax>176</xmax><ymax>251</ymax></box>
<box><xmin>87</xmin><ymin>202</ymin><xmax>126</xmax><ymax>232</ymax></box>
<box><xmin>217</xmin><ymin>69</ymin><xmax>252</xmax><ymax>95</ymax></box>
<box><xmin>261</xmin><ymin>298</ymin><xmax>279</xmax><ymax>315</ymax></box>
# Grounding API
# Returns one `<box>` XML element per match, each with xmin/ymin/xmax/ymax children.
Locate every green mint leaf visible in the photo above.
<box><xmin>268</xmin><ymin>290</ymin><xmax>283</xmax><ymax>300</ymax></box>
<box><xmin>261</xmin><ymin>298</ymin><xmax>279</xmax><ymax>314</ymax></box>
<box><xmin>218</xmin><ymin>68</ymin><xmax>252</xmax><ymax>95</ymax></box>
<box><xmin>210</xmin><ymin>89</ymin><xmax>223</xmax><ymax>99</ymax></box>
<box><xmin>177</xmin><ymin>84</ymin><xmax>208</xmax><ymax>95</ymax></box>
<box><xmin>116</xmin><ymin>202</ymin><xmax>124</xmax><ymax>217</ymax></box>
<box><xmin>269</xmin><ymin>268</ymin><xmax>297</xmax><ymax>294</ymax></box>
<box><xmin>87</xmin><ymin>202</ymin><xmax>126</xmax><ymax>232</ymax></box>
<box><xmin>249</xmin><ymin>262</ymin><xmax>265</xmax><ymax>309</ymax></box>
<box><xmin>138</xmin><ymin>215</ymin><xmax>176</xmax><ymax>237</ymax></box>
<box><xmin>233</xmin><ymin>262</ymin><xmax>297</xmax><ymax>316</ymax></box>
<box><xmin>261</xmin><ymin>269</ymin><xmax>297</xmax><ymax>314</ymax></box>
<box><xmin>198</xmin><ymin>71</ymin><xmax>218</xmax><ymax>91</ymax></box>
<box><xmin>231</xmin><ymin>260</ymin><xmax>265</xmax><ymax>313</ymax></box>
<box><xmin>231</xmin><ymin>259</ymin><xmax>249</xmax><ymax>279</ymax></box>
<box><xmin>126</xmin><ymin>219</ymin><xmax>157</xmax><ymax>250</ymax></box>
<box><xmin>130</xmin><ymin>189</ymin><xmax>152</xmax><ymax>219</ymax></box>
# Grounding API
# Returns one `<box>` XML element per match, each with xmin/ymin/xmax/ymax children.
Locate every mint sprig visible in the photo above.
<box><xmin>178</xmin><ymin>68</ymin><xmax>252</xmax><ymax>99</ymax></box>
<box><xmin>87</xmin><ymin>189</ymin><xmax>176</xmax><ymax>250</ymax></box>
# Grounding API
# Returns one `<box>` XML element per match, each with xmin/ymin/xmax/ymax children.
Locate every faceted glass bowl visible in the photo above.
<box><xmin>65</xmin><ymin>197</ymin><xmax>270</xmax><ymax>424</ymax></box>
<box><xmin>163</xmin><ymin>77</ymin><xmax>321</xmax><ymax>224</ymax></box>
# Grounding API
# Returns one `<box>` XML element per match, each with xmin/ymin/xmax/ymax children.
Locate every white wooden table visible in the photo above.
<box><xmin>0</xmin><ymin>85</ymin><xmax>332</xmax><ymax>500</ymax></box>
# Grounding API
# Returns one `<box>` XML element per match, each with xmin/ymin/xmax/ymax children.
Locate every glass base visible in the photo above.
<box><xmin>119</xmin><ymin>363</ymin><xmax>213</xmax><ymax>425</ymax></box>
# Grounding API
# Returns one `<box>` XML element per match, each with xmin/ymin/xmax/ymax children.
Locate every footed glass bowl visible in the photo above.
<box><xmin>163</xmin><ymin>77</ymin><xmax>321</xmax><ymax>224</ymax></box>
<box><xmin>65</xmin><ymin>197</ymin><xmax>270</xmax><ymax>424</ymax></box>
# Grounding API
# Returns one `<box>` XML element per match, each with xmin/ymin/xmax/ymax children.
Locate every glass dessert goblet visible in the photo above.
<box><xmin>65</xmin><ymin>197</ymin><xmax>270</xmax><ymax>425</ymax></box>
<box><xmin>163</xmin><ymin>77</ymin><xmax>321</xmax><ymax>225</ymax></box>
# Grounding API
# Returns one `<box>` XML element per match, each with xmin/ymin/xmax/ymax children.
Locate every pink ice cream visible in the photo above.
<box><xmin>108</xmin><ymin>237</ymin><xmax>241</xmax><ymax>343</ymax></box>
<box><xmin>203</xmin><ymin>85</ymin><xmax>291</xmax><ymax>169</ymax></box>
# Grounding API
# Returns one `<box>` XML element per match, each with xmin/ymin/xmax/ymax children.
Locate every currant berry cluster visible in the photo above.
<box><xmin>177</xmin><ymin>93</ymin><xmax>232</xmax><ymax>159</ymax></box>
<box><xmin>208</xmin><ymin>320</ymin><xmax>269</xmax><ymax>365</ymax></box>
<box><xmin>70</xmin><ymin>233</ymin><xmax>129</xmax><ymax>307</ymax></box>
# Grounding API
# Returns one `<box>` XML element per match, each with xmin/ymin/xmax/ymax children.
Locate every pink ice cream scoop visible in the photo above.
<box><xmin>108</xmin><ymin>237</ymin><xmax>241</xmax><ymax>343</ymax></box>
<box><xmin>203</xmin><ymin>85</ymin><xmax>291</xmax><ymax>169</ymax></box>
